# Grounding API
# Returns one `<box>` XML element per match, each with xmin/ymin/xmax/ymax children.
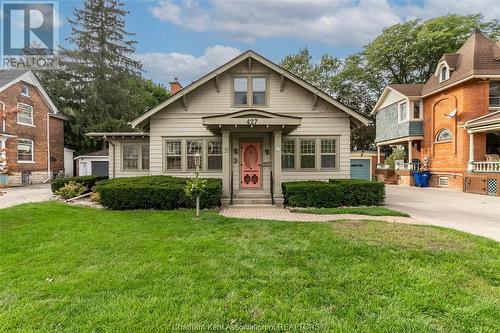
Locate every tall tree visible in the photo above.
<box><xmin>37</xmin><ymin>0</ymin><xmax>169</xmax><ymax>154</ymax></box>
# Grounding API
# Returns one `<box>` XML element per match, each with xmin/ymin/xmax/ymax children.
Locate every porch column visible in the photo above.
<box><xmin>408</xmin><ymin>140</ymin><xmax>413</xmax><ymax>168</ymax></box>
<box><xmin>221</xmin><ymin>131</ymin><xmax>231</xmax><ymax>203</ymax></box>
<box><xmin>273</xmin><ymin>130</ymin><xmax>283</xmax><ymax>206</ymax></box>
<box><xmin>377</xmin><ymin>145</ymin><xmax>381</xmax><ymax>164</ymax></box>
<box><xmin>468</xmin><ymin>131</ymin><xmax>475</xmax><ymax>172</ymax></box>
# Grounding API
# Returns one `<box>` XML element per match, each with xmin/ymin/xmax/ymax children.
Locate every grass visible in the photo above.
<box><xmin>290</xmin><ymin>206</ymin><xmax>410</xmax><ymax>217</ymax></box>
<box><xmin>1</xmin><ymin>202</ymin><xmax>499</xmax><ymax>332</ymax></box>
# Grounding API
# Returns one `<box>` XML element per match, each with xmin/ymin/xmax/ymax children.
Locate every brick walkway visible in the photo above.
<box><xmin>220</xmin><ymin>206</ymin><xmax>422</xmax><ymax>224</ymax></box>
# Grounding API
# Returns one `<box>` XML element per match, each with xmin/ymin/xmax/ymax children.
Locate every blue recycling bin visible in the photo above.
<box><xmin>420</xmin><ymin>171</ymin><xmax>430</xmax><ymax>187</ymax></box>
<box><xmin>413</xmin><ymin>171</ymin><xmax>422</xmax><ymax>187</ymax></box>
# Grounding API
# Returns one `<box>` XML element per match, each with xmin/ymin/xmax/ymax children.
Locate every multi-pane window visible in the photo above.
<box><xmin>398</xmin><ymin>101</ymin><xmax>408</xmax><ymax>122</ymax></box>
<box><xmin>252</xmin><ymin>77</ymin><xmax>266</xmax><ymax>105</ymax></box>
<box><xmin>320</xmin><ymin>139</ymin><xmax>336</xmax><ymax>169</ymax></box>
<box><xmin>17</xmin><ymin>139</ymin><xmax>34</xmax><ymax>162</ymax></box>
<box><xmin>300</xmin><ymin>139</ymin><xmax>315</xmax><ymax>169</ymax></box>
<box><xmin>142</xmin><ymin>145</ymin><xmax>150</xmax><ymax>170</ymax></box>
<box><xmin>281</xmin><ymin>139</ymin><xmax>295</xmax><ymax>169</ymax></box>
<box><xmin>436</xmin><ymin>128</ymin><xmax>452</xmax><ymax>142</ymax></box>
<box><xmin>234</xmin><ymin>77</ymin><xmax>248</xmax><ymax>105</ymax></box>
<box><xmin>123</xmin><ymin>146</ymin><xmax>139</xmax><ymax>170</ymax></box>
<box><xmin>207</xmin><ymin>140</ymin><xmax>222</xmax><ymax>170</ymax></box>
<box><xmin>490</xmin><ymin>82</ymin><xmax>500</xmax><ymax>108</ymax></box>
<box><xmin>412</xmin><ymin>101</ymin><xmax>421</xmax><ymax>119</ymax></box>
<box><xmin>17</xmin><ymin>103</ymin><xmax>33</xmax><ymax>125</ymax></box>
<box><xmin>186</xmin><ymin>140</ymin><xmax>203</xmax><ymax>170</ymax></box>
<box><xmin>166</xmin><ymin>141</ymin><xmax>182</xmax><ymax>170</ymax></box>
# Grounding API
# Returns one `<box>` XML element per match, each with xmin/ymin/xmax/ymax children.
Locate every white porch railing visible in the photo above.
<box><xmin>472</xmin><ymin>161</ymin><xmax>500</xmax><ymax>173</ymax></box>
<box><xmin>376</xmin><ymin>163</ymin><xmax>391</xmax><ymax>170</ymax></box>
<box><xmin>395</xmin><ymin>162</ymin><xmax>421</xmax><ymax>171</ymax></box>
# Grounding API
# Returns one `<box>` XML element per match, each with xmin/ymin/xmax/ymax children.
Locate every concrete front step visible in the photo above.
<box><xmin>236</xmin><ymin>190</ymin><xmax>271</xmax><ymax>198</ymax></box>
<box><xmin>229</xmin><ymin>204</ymin><xmax>275</xmax><ymax>208</ymax></box>
<box><xmin>232</xmin><ymin>197</ymin><xmax>273</xmax><ymax>205</ymax></box>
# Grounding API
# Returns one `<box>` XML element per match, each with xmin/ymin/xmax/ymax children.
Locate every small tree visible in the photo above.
<box><xmin>184</xmin><ymin>170</ymin><xmax>207</xmax><ymax>218</ymax></box>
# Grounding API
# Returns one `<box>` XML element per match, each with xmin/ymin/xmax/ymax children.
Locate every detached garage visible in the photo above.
<box><xmin>75</xmin><ymin>149</ymin><xmax>109</xmax><ymax>177</ymax></box>
<box><xmin>350</xmin><ymin>151</ymin><xmax>381</xmax><ymax>181</ymax></box>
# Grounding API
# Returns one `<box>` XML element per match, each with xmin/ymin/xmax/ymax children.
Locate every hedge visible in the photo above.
<box><xmin>282</xmin><ymin>179</ymin><xmax>385</xmax><ymax>208</ymax></box>
<box><xmin>94</xmin><ymin>176</ymin><xmax>222</xmax><ymax>210</ymax></box>
<box><xmin>51</xmin><ymin>175</ymin><xmax>108</xmax><ymax>193</ymax></box>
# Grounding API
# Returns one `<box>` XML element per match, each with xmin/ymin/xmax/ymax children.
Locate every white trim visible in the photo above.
<box><xmin>438</xmin><ymin>62</ymin><xmax>450</xmax><ymax>83</ymax></box>
<box><xmin>376</xmin><ymin>136</ymin><xmax>424</xmax><ymax>146</ymax></box>
<box><xmin>0</xmin><ymin>70</ymin><xmax>59</xmax><ymax>113</ymax></box>
<box><xmin>410</xmin><ymin>99</ymin><xmax>423</xmax><ymax>120</ymax></box>
<box><xmin>17</xmin><ymin>138</ymin><xmax>34</xmax><ymax>163</ymax></box>
<box><xmin>130</xmin><ymin>50</ymin><xmax>369</xmax><ymax>128</ymax></box>
<box><xmin>372</xmin><ymin>86</ymin><xmax>419</xmax><ymax>114</ymax></box>
<box><xmin>422</xmin><ymin>75</ymin><xmax>500</xmax><ymax>97</ymax></box>
<box><xmin>16</xmin><ymin>102</ymin><xmax>34</xmax><ymax>126</ymax></box>
<box><xmin>397</xmin><ymin>100</ymin><xmax>409</xmax><ymax>123</ymax></box>
<box><xmin>21</xmin><ymin>84</ymin><xmax>30</xmax><ymax>97</ymax></box>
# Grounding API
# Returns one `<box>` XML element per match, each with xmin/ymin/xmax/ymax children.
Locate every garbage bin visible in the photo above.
<box><xmin>420</xmin><ymin>171</ymin><xmax>430</xmax><ymax>187</ymax></box>
<box><xmin>413</xmin><ymin>171</ymin><xmax>422</xmax><ymax>187</ymax></box>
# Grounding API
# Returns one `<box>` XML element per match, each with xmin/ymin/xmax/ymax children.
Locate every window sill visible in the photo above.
<box><xmin>17</xmin><ymin>160</ymin><xmax>35</xmax><ymax>164</ymax></box>
<box><xmin>488</xmin><ymin>107</ymin><xmax>500</xmax><ymax>111</ymax></box>
<box><xmin>434</xmin><ymin>140</ymin><xmax>452</xmax><ymax>144</ymax></box>
<box><xmin>17</xmin><ymin>122</ymin><xmax>35</xmax><ymax>127</ymax></box>
<box><xmin>20</xmin><ymin>94</ymin><xmax>30</xmax><ymax>98</ymax></box>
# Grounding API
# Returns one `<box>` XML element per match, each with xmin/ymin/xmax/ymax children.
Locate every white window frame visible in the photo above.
<box><xmin>411</xmin><ymin>100</ymin><xmax>423</xmax><ymax>120</ymax></box>
<box><xmin>489</xmin><ymin>81</ymin><xmax>500</xmax><ymax>109</ymax></box>
<box><xmin>397</xmin><ymin>101</ymin><xmax>409</xmax><ymax>123</ymax></box>
<box><xmin>163</xmin><ymin>137</ymin><xmax>223</xmax><ymax>173</ymax></box>
<box><xmin>320</xmin><ymin>138</ymin><xmax>337</xmax><ymax>169</ymax></box>
<box><xmin>0</xmin><ymin>101</ymin><xmax>5</xmax><ymax>132</ymax></box>
<box><xmin>206</xmin><ymin>139</ymin><xmax>222</xmax><ymax>171</ymax></box>
<box><xmin>165</xmin><ymin>139</ymin><xmax>182</xmax><ymax>171</ymax></box>
<box><xmin>17</xmin><ymin>138</ymin><xmax>34</xmax><ymax>163</ymax></box>
<box><xmin>121</xmin><ymin>143</ymin><xmax>150</xmax><ymax>172</ymax></box>
<box><xmin>439</xmin><ymin>64</ymin><xmax>450</xmax><ymax>83</ymax></box>
<box><xmin>17</xmin><ymin>102</ymin><xmax>34</xmax><ymax>126</ymax></box>
<box><xmin>438</xmin><ymin>177</ymin><xmax>449</xmax><ymax>187</ymax></box>
<box><xmin>21</xmin><ymin>84</ymin><xmax>30</xmax><ymax>97</ymax></box>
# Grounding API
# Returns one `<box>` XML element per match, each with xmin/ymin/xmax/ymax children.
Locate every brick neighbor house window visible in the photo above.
<box><xmin>490</xmin><ymin>81</ymin><xmax>500</xmax><ymax>108</ymax></box>
<box><xmin>17</xmin><ymin>139</ymin><xmax>34</xmax><ymax>162</ymax></box>
<box><xmin>436</xmin><ymin>128</ymin><xmax>452</xmax><ymax>142</ymax></box>
<box><xmin>17</xmin><ymin>103</ymin><xmax>34</xmax><ymax>125</ymax></box>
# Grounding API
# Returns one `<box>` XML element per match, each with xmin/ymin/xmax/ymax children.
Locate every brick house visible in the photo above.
<box><xmin>373</xmin><ymin>29</ymin><xmax>500</xmax><ymax>195</ymax></box>
<box><xmin>0</xmin><ymin>70</ymin><xmax>67</xmax><ymax>186</ymax></box>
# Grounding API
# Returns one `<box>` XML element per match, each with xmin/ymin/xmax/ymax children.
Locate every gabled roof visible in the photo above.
<box><xmin>388</xmin><ymin>84</ymin><xmax>424</xmax><ymax>97</ymax></box>
<box><xmin>422</xmin><ymin>29</ymin><xmax>500</xmax><ymax>96</ymax></box>
<box><xmin>130</xmin><ymin>50</ymin><xmax>369</xmax><ymax>128</ymax></box>
<box><xmin>0</xmin><ymin>69</ymin><xmax>59</xmax><ymax>113</ymax></box>
<box><xmin>372</xmin><ymin>84</ymin><xmax>423</xmax><ymax>114</ymax></box>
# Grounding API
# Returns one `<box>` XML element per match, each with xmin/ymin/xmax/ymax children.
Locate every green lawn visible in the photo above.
<box><xmin>1</xmin><ymin>202</ymin><xmax>499</xmax><ymax>332</ymax></box>
<box><xmin>290</xmin><ymin>207</ymin><xmax>410</xmax><ymax>217</ymax></box>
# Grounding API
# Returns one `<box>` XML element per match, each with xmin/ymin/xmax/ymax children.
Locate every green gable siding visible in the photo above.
<box><xmin>375</xmin><ymin>102</ymin><xmax>423</xmax><ymax>143</ymax></box>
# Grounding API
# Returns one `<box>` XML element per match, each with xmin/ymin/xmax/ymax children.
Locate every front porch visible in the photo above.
<box><xmin>202</xmin><ymin>109</ymin><xmax>302</xmax><ymax>206</ymax></box>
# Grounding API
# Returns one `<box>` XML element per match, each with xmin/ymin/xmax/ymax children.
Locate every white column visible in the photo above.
<box><xmin>221</xmin><ymin>131</ymin><xmax>231</xmax><ymax>200</ymax></box>
<box><xmin>408</xmin><ymin>140</ymin><xmax>413</xmax><ymax>167</ymax></box>
<box><xmin>377</xmin><ymin>145</ymin><xmax>381</xmax><ymax>164</ymax></box>
<box><xmin>468</xmin><ymin>131</ymin><xmax>475</xmax><ymax>172</ymax></box>
<box><xmin>273</xmin><ymin>130</ymin><xmax>283</xmax><ymax>204</ymax></box>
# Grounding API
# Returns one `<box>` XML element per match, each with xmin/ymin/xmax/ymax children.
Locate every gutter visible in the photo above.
<box><xmin>43</xmin><ymin>114</ymin><xmax>51</xmax><ymax>183</ymax></box>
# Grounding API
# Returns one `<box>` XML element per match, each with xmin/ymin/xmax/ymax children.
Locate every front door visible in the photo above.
<box><xmin>241</xmin><ymin>142</ymin><xmax>261</xmax><ymax>188</ymax></box>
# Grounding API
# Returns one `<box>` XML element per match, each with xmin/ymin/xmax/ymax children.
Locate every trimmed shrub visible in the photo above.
<box><xmin>94</xmin><ymin>176</ymin><xmax>222</xmax><ymax>210</ymax></box>
<box><xmin>55</xmin><ymin>181</ymin><xmax>86</xmax><ymax>199</ymax></box>
<box><xmin>282</xmin><ymin>179</ymin><xmax>385</xmax><ymax>208</ymax></box>
<box><xmin>51</xmin><ymin>175</ymin><xmax>108</xmax><ymax>193</ymax></box>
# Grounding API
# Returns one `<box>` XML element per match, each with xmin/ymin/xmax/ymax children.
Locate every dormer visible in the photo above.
<box><xmin>438</xmin><ymin>63</ymin><xmax>450</xmax><ymax>82</ymax></box>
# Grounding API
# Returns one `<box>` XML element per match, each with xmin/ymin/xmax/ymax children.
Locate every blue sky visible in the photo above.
<box><xmin>53</xmin><ymin>0</ymin><xmax>498</xmax><ymax>85</ymax></box>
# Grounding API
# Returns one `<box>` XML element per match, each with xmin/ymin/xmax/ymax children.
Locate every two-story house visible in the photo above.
<box><xmin>373</xmin><ymin>29</ymin><xmax>500</xmax><ymax>195</ymax></box>
<box><xmin>0</xmin><ymin>70</ymin><xmax>66</xmax><ymax>186</ymax></box>
<box><xmin>88</xmin><ymin>50</ymin><xmax>369</xmax><ymax>206</ymax></box>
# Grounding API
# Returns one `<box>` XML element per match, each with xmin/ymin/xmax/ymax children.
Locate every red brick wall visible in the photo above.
<box><xmin>420</xmin><ymin>79</ymin><xmax>489</xmax><ymax>177</ymax></box>
<box><xmin>0</xmin><ymin>81</ymin><xmax>64</xmax><ymax>175</ymax></box>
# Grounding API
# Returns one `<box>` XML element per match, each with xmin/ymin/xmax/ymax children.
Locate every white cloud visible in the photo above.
<box><xmin>150</xmin><ymin>0</ymin><xmax>500</xmax><ymax>47</ymax></box>
<box><xmin>136</xmin><ymin>45</ymin><xmax>241</xmax><ymax>84</ymax></box>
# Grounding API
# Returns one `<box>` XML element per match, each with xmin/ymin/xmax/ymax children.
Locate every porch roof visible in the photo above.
<box><xmin>202</xmin><ymin>109</ymin><xmax>302</xmax><ymax>134</ymax></box>
<box><xmin>463</xmin><ymin>110</ymin><xmax>500</xmax><ymax>132</ymax></box>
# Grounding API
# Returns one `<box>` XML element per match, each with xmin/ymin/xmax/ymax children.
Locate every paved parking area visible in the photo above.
<box><xmin>385</xmin><ymin>185</ymin><xmax>500</xmax><ymax>241</ymax></box>
<box><xmin>0</xmin><ymin>184</ymin><xmax>54</xmax><ymax>209</ymax></box>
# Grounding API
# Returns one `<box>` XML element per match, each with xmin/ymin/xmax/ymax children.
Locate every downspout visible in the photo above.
<box><xmin>43</xmin><ymin>115</ymin><xmax>51</xmax><ymax>183</ymax></box>
<box><xmin>104</xmin><ymin>135</ymin><xmax>115</xmax><ymax>178</ymax></box>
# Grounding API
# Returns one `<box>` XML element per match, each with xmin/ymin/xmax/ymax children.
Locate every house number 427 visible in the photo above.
<box><xmin>247</xmin><ymin>118</ymin><xmax>257</xmax><ymax>125</ymax></box>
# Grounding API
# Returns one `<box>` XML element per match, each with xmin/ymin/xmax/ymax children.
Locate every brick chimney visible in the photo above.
<box><xmin>169</xmin><ymin>77</ymin><xmax>182</xmax><ymax>94</ymax></box>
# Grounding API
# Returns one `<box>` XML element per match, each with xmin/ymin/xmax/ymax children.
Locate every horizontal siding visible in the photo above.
<box><xmin>108</xmin><ymin>140</ymin><xmax>150</xmax><ymax>178</ymax></box>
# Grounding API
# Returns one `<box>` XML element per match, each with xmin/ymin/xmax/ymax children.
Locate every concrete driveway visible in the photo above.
<box><xmin>385</xmin><ymin>185</ymin><xmax>500</xmax><ymax>241</ymax></box>
<box><xmin>0</xmin><ymin>184</ymin><xmax>54</xmax><ymax>209</ymax></box>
